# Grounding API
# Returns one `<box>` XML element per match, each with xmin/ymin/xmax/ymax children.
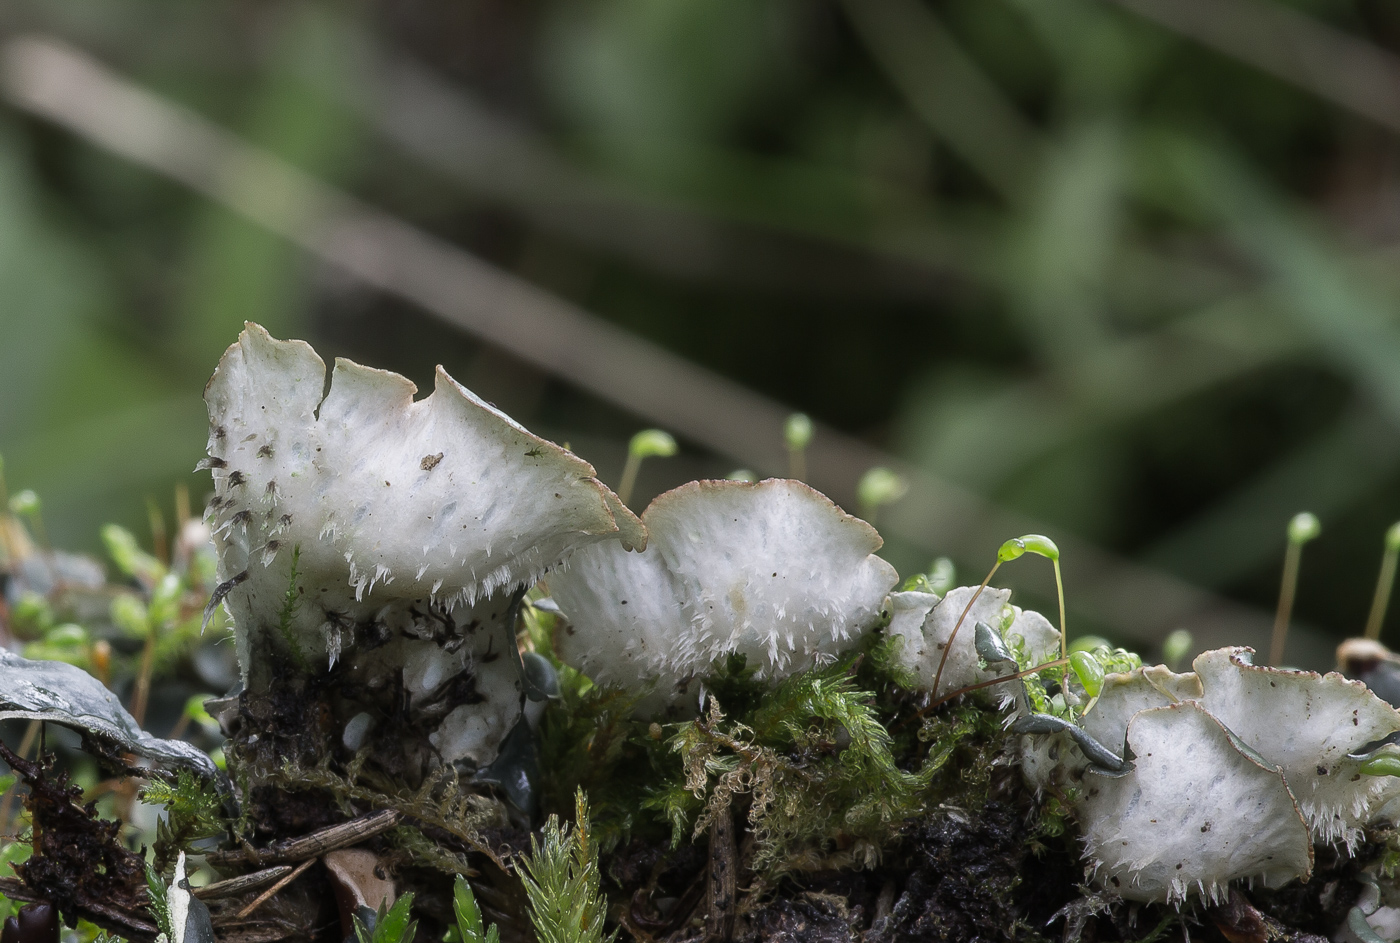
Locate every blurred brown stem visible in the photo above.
<box><xmin>131</xmin><ymin>633</ymin><xmax>156</xmax><ymax>728</ymax></box>
<box><xmin>167</xmin><ymin>711</ymin><xmax>191</xmax><ymax>742</ymax></box>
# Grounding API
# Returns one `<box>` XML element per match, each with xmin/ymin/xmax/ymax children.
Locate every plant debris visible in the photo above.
<box><xmin>0</xmin><ymin>739</ymin><xmax>155</xmax><ymax>940</ymax></box>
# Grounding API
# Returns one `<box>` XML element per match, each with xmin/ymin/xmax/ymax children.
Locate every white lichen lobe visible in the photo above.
<box><xmin>1193</xmin><ymin>648</ymin><xmax>1400</xmax><ymax>846</ymax></box>
<box><xmin>1079</xmin><ymin>701</ymin><xmax>1313</xmax><ymax>904</ymax></box>
<box><xmin>550</xmin><ymin>478</ymin><xmax>899</xmax><ymax>714</ymax></box>
<box><xmin>887</xmin><ymin>585</ymin><xmax>1060</xmax><ymax>700</ymax></box>
<box><xmin>1045</xmin><ymin>645</ymin><xmax>1400</xmax><ymax>904</ymax></box>
<box><xmin>202</xmin><ymin>323</ymin><xmax>644</xmax><ymax>767</ymax></box>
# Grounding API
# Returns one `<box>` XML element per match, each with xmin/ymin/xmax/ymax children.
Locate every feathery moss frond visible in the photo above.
<box><xmin>450</xmin><ymin>874</ymin><xmax>501</xmax><ymax>943</ymax></box>
<box><xmin>141</xmin><ymin>769</ymin><xmax>227</xmax><ymax>873</ymax></box>
<box><xmin>519</xmin><ymin>789</ymin><xmax>613</xmax><ymax>943</ymax></box>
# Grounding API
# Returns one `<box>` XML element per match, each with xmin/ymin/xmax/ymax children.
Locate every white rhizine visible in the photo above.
<box><xmin>163</xmin><ymin>852</ymin><xmax>198</xmax><ymax>943</ymax></box>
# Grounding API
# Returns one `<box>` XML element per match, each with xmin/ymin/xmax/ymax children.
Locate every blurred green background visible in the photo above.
<box><xmin>2</xmin><ymin>0</ymin><xmax>1400</xmax><ymax>658</ymax></box>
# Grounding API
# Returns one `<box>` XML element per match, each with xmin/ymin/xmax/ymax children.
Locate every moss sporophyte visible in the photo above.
<box><xmin>6</xmin><ymin>322</ymin><xmax>1400</xmax><ymax>940</ymax></box>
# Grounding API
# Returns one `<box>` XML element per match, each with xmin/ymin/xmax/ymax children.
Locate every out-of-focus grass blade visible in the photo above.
<box><xmin>840</xmin><ymin>0</ymin><xmax>1041</xmax><ymax>201</ymax></box>
<box><xmin>1163</xmin><ymin>134</ymin><xmax>1400</xmax><ymax>422</ymax></box>
<box><xmin>176</xmin><ymin>8</ymin><xmax>360</xmax><ymax>364</ymax></box>
<box><xmin>1004</xmin><ymin>119</ymin><xmax>1123</xmax><ymax>365</ymax></box>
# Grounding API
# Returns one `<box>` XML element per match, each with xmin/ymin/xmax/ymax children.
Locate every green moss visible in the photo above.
<box><xmin>140</xmin><ymin>769</ymin><xmax>227</xmax><ymax>873</ymax></box>
<box><xmin>519</xmin><ymin>791</ymin><xmax>614</xmax><ymax>943</ymax></box>
<box><xmin>653</xmin><ymin>648</ymin><xmax>1011</xmax><ymax>877</ymax></box>
<box><xmin>447</xmin><ymin>874</ymin><xmax>501</xmax><ymax>943</ymax></box>
<box><xmin>263</xmin><ymin>755</ymin><xmax>497</xmax><ymax>876</ymax></box>
<box><xmin>354</xmin><ymin>893</ymin><xmax>418</xmax><ymax>943</ymax></box>
<box><xmin>274</xmin><ymin>545</ymin><xmax>309</xmax><ymax>672</ymax></box>
<box><xmin>534</xmin><ymin>663</ymin><xmax>681</xmax><ymax>852</ymax></box>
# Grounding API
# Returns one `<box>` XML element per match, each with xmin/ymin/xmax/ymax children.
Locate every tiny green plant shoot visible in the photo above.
<box><xmin>784</xmin><ymin>412</ymin><xmax>812</xmax><ymax>481</ymax></box>
<box><xmin>1270</xmin><ymin>511</ymin><xmax>1321</xmax><ymax>665</ymax></box>
<box><xmin>617</xmin><ymin>429</ymin><xmax>678</xmax><ymax>507</ymax></box>
<box><xmin>354</xmin><ymin>895</ymin><xmax>418</xmax><ymax>943</ymax></box>
<box><xmin>140</xmin><ymin>770</ymin><xmax>225</xmax><ymax>873</ymax></box>
<box><xmin>8</xmin><ymin>488</ymin><xmax>46</xmax><ymax>548</ymax></box>
<box><xmin>448</xmin><ymin>875</ymin><xmax>501</xmax><ymax>943</ymax></box>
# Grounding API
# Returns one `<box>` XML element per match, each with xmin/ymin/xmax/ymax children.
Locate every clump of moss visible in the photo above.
<box><xmin>519</xmin><ymin>791</ymin><xmax>612</xmax><ymax>943</ymax></box>
<box><xmin>531</xmin><ymin>599</ymin><xmax>680</xmax><ymax>852</ymax></box>
<box><xmin>140</xmin><ymin>769</ymin><xmax>226</xmax><ymax>873</ymax></box>
<box><xmin>534</xmin><ymin>672</ymin><xmax>676</xmax><ymax>852</ymax></box>
<box><xmin>635</xmin><ymin>643</ymin><xmax>1011</xmax><ymax>879</ymax></box>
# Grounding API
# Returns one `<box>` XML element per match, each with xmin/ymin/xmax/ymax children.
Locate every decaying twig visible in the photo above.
<box><xmin>703</xmin><ymin>808</ymin><xmax>737</xmax><ymax>942</ymax></box>
<box><xmin>193</xmin><ymin>865</ymin><xmax>294</xmax><ymax>901</ymax></box>
<box><xmin>206</xmin><ymin>809</ymin><xmax>401</xmax><ymax>868</ymax></box>
<box><xmin>235</xmin><ymin>856</ymin><xmax>316</xmax><ymax>920</ymax></box>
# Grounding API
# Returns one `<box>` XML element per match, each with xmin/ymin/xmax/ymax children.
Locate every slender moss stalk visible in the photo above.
<box><xmin>276</xmin><ymin>546</ymin><xmax>309</xmax><ymax>673</ymax></box>
<box><xmin>1364</xmin><ymin>522</ymin><xmax>1400</xmax><ymax>641</ymax></box>
<box><xmin>618</xmin><ymin>429</ymin><xmax>677</xmax><ymax>507</ymax></box>
<box><xmin>997</xmin><ymin>536</ymin><xmax>1066</xmax><ymax>657</ymax></box>
<box><xmin>856</xmin><ymin>467</ymin><xmax>907</xmax><ymax>527</ymax></box>
<box><xmin>929</xmin><ymin>656</ymin><xmax>1070</xmax><ymax>710</ymax></box>
<box><xmin>130</xmin><ymin>632</ymin><xmax>157</xmax><ymax>728</ymax></box>
<box><xmin>1270</xmin><ymin>512</ymin><xmax>1320</xmax><ymax>666</ymax></box>
<box><xmin>930</xmin><ymin>561</ymin><xmax>1001</xmax><ymax>701</ymax></box>
<box><xmin>1161</xmin><ymin>629</ymin><xmax>1193</xmax><ymax>671</ymax></box>
<box><xmin>785</xmin><ymin>413</ymin><xmax>813</xmax><ymax>481</ymax></box>
<box><xmin>930</xmin><ymin>534</ymin><xmax>1067</xmax><ymax>701</ymax></box>
<box><xmin>1022</xmin><ymin>537</ymin><xmax>1068</xmax><ymax>660</ymax></box>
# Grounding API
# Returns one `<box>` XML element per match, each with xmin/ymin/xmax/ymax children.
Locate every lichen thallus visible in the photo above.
<box><xmin>926</xmin><ymin>533</ymin><xmax>1072</xmax><ymax>712</ymax></box>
